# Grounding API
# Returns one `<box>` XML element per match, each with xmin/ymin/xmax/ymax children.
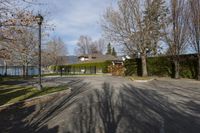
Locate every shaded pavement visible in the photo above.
<box><xmin>0</xmin><ymin>76</ymin><xmax>200</xmax><ymax>133</ymax></box>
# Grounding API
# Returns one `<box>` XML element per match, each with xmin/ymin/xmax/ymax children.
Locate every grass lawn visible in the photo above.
<box><xmin>0</xmin><ymin>76</ymin><xmax>32</xmax><ymax>81</ymax></box>
<box><xmin>0</xmin><ymin>82</ymin><xmax>68</xmax><ymax>106</ymax></box>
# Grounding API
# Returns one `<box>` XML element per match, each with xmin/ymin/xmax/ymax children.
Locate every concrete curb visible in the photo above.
<box><xmin>155</xmin><ymin>78</ymin><xmax>200</xmax><ymax>83</ymax></box>
<box><xmin>131</xmin><ymin>78</ymin><xmax>155</xmax><ymax>83</ymax></box>
<box><xmin>43</xmin><ymin>74</ymin><xmax>112</xmax><ymax>78</ymax></box>
<box><xmin>0</xmin><ymin>88</ymin><xmax>71</xmax><ymax>111</ymax></box>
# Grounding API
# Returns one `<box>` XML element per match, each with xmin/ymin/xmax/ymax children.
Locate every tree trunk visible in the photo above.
<box><xmin>197</xmin><ymin>54</ymin><xmax>200</xmax><ymax>80</ymax></box>
<box><xmin>141</xmin><ymin>53</ymin><xmax>148</xmax><ymax>77</ymax></box>
<box><xmin>173</xmin><ymin>58</ymin><xmax>180</xmax><ymax>79</ymax></box>
<box><xmin>22</xmin><ymin>65</ymin><xmax>25</xmax><ymax>78</ymax></box>
<box><xmin>25</xmin><ymin>64</ymin><xmax>29</xmax><ymax>78</ymax></box>
<box><xmin>4</xmin><ymin>60</ymin><xmax>7</xmax><ymax>76</ymax></box>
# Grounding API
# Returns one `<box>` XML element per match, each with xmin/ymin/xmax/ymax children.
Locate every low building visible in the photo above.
<box><xmin>58</xmin><ymin>54</ymin><xmax>123</xmax><ymax>75</ymax></box>
<box><xmin>78</xmin><ymin>54</ymin><xmax>120</xmax><ymax>63</ymax></box>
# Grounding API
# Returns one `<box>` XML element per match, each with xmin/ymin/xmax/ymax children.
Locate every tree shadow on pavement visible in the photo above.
<box><xmin>0</xmin><ymin>102</ymin><xmax>59</xmax><ymax>133</ymax></box>
<box><xmin>186</xmin><ymin>100</ymin><xmax>200</xmax><ymax>115</ymax></box>
<box><xmin>0</xmin><ymin>78</ymin><xmax>90</xmax><ymax>133</ymax></box>
<box><xmin>0</xmin><ymin>80</ymin><xmax>28</xmax><ymax>85</ymax></box>
<box><xmin>66</xmin><ymin>83</ymin><xmax>163</xmax><ymax>133</ymax></box>
<box><xmin>1</xmin><ymin>80</ymin><xmax>200</xmax><ymax>133</ymax></box>
<box><xmin>67</xmin><ymin>83</ymin><xmax>126</xmax><ymax>133</ymax></box>
<box><xmin>65</xmin><ymin>83</ymin><xmax>200</xmax><ymax>133</ymax></box>
<box><xmin>122</xmin><ymin>84</ymin><xmax>200</xmax><ymax>133</ymax></box>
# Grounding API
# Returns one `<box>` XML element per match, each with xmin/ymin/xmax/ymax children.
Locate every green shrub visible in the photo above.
<box><xmin>179</xmin><ymin>55</ymin><xmax>198</xmax><ymax>79</ymax></box>
<box><xmin>180</xmin><ymin>70</ymin><xmax>193</xmax><ymax>79</ymax></box>
<box><xmin>102</xmin><ymin>61</ymin><xmax>112</xmax><ymax>73</ymax></box>
<box><xmin>147</xmin><ymin>56</ymin><xmax>172</xmax><ymax>77</ymax></box>
<box><xmin>0</xmin><ymin>77</ymin><xmax>3</xmax><ymax>82</ymax></box>
<box><xmin>124</xmin><ymin>59</ymin><xmax>137</xmax><ymax>76</ymax></box>
<box><xmin>49</xmin><ymin>65</ymin><xmax>57</xmax><ymax>72</ymax></box>
<box><xmin>51</xmin><ymin>61</ymin><xmax>112</xmax><ymax>74</ymax></box>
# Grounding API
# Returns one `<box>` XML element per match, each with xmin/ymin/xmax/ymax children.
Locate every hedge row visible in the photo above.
<box><xmin>50</xmin><ymin>61</ymin><xmax>112</xmax><ymax>73</ymax></box>
<box><xmin>124</xmin><ymin>54</ymin><xmax>198</xmax><ymax>79</ymax></box>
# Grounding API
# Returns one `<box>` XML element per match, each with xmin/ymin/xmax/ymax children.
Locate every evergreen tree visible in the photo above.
<box><xmin>106</xmin><ymin>43</ymin><xmax>112</xmax><ymax>55</ymax></box>
<box><xmin>112</xmin><ymin>47</ymin><xmax>117</xmax><ymax>57</ymax></box>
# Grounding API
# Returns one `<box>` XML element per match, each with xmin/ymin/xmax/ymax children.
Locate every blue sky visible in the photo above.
<box><xmin>41</xmin><ymin>0</ymin><xmax>116</xmax><ymax>55</ymax></box>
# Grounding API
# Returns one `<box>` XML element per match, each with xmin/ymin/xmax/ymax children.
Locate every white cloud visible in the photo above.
<box><xmin>41</xmin><ymin>0</ymin><xmax>116</xmax><ymax>55</ymax></box>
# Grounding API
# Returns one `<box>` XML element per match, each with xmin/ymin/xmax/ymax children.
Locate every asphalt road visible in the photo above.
<box><xmin>0</xmin><ymin>76</ymin><xmax>200</xmax><ymax>133</ymax></box>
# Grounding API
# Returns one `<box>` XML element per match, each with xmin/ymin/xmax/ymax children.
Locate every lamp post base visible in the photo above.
<box><xmin>37</xmin><ymin>84</ymin><xmax>43</xmax><ymax>90</ymax></box>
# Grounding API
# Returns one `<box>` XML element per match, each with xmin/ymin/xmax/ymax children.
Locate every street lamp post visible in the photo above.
<box><xmin>35</xmin><ymin>14</ymin><xmax>43</xmax><ymax>90</ymax></box>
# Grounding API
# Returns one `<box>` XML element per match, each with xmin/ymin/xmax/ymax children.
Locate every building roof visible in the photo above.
<box><xmin>78</xmin><ymin>54</ymin><xmax>122</xmax><ymax>63</ymax></box>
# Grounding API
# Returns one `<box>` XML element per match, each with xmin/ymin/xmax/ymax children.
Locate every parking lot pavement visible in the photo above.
<box><xmin>0</xmin><ymin>76</ymin><xmax>200</xmax><ymax>133</ymax></box>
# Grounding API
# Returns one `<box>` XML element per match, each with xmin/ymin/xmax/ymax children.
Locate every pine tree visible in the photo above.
<box><xmin>112</xmin><ymin>47</ymin><xmax>117</xmax><ymax>57</ymax></box>
<box><xmin>106</xmin><ymin>43</ymin><xmax>112</xmax><ymax>55</ymax></box>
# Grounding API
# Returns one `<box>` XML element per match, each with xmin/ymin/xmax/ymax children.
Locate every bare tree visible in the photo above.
<box><xmin>102</xmin><ymin>0</ymin><xmax>167</xmax><ymax>76</ymax></box>
<box><xmin>76</xmin><ymin>35</ymin><xmax>92</xmax><ymax>55</ymax></box>
<box><xmin>92</xmin><ymin>38</ymin><xmax>106</xmax><ymax>54</ymax></box>
<box><xmin>0</xmin><ymin>0</ymin><xmax>39</xmax><ymax>41</ymax></box>
<box><xmin>164</xmin><ymin>0</ymin><xmax>188</xmax><ymax>79</ymax></box>
<box><xmin>44</xmin><ymin>37</ymin><xmax>67</xmax><ymax>67</ymax></box>
<box><xmin>76</xmin><ymin>35</ymin><xmax>106</xmax><ymax>55</ymax></box>
<box><xmin>188</xmin><ymin>0</ymin><xmax>200</xmax><ymax>80</ymax></box>
<box><xmin>76</xmin><ymin>35</ymin><xmax>91</xmax><ymax>55</ymax></box>
<box><xmin>0</xmin><ymin>4</ymin><xmax>49</xmax><ymax>69</ymax></box>
<box><xmin>8</xmin><ymin>28</ymin><xmax>38</xmax><ymax>77</ymax></box>
<box><xmin>0</xmin><ymin>0</ymin><xmax>52</xmax><ymax>77</ymax></box>
<box><xmin>0</xmin><ymin>43</ymin><xmax>10</xmax><ymax>76</ymax></box>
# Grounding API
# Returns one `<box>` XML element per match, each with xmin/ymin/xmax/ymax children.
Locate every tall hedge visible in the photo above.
<box><xmin>147</xmin><ymin>56</ymin><xmax>172</xmax><ymax>77</ymax></box>
<box><xmin>179</xmin><ymin>55</ymin><xmax>198</xmax><ymax>79</ymax></box>
<box><xmin>124</xmin><ymin>54</ymin><xmax>198</xmax><ymax>79</ymax></box>
<box><xmin>124</xmin><ymin>59</ymin><xmax>138</xmax><ymax>76</ymax></box>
